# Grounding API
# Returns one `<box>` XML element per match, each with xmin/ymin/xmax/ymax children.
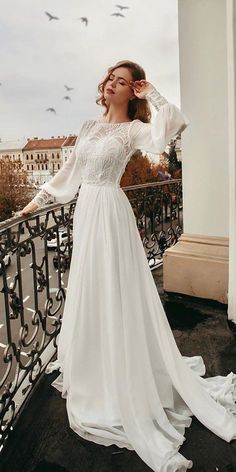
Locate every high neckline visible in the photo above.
<box><xmin>96</xmin><ymin>117</ymin><xmax>132</xmax><ymax>125</ymax></box>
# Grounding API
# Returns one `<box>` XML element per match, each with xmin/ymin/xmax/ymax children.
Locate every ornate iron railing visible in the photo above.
<box><xmin>123</xmin><ymin>179</ymin><xmax>183</xmax><ymax>267</ymax></box>
<box><xmin>0</xmin><ymin>179</ymin><xmax>182</xmax><ymax>453</ymax></box>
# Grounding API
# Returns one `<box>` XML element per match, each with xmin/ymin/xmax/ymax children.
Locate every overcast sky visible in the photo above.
<box><xmin>0</xmin><ymin>0</ymin><xmax>179</xmax><ymax>141</ymax></box>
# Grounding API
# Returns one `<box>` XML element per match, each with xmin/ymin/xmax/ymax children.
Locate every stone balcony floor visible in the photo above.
<box><xmin>1</xmin><ymin>265</ymin><xmax>236</xmax><ymax>472</ymax></box>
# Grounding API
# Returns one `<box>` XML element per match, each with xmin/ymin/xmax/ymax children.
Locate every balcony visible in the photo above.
<box><xmin>0</xmin><ymin>181</ymin><xmax>235</xmax><ymax>472</ymax></box>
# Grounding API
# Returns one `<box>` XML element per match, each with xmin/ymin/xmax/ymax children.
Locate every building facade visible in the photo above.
<box><xmin>22</xmin><ymin>135</ymin><xmax>77</xmax><ymax>185</ymax></box>
<box><xmin>0</xmin><ymin>135</ymin><xmax>78</xmax><ymax>186</ymax></box>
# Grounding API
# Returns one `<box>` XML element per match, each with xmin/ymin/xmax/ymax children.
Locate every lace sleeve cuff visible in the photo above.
<box><xmin>145</xmin><ymin>87</ymin><xmax>169</xmax><ymax>111</ymax></box>
<box><xmin>30</xmin><ymin>189</ymin><xmax>53</xmax><ymax>209</ymax></box>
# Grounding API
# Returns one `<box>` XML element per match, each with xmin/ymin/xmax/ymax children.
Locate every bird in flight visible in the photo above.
<box><xmin>115</xmin><ymin>4</ymin><xmax>129</xmax><ymax>10</ymax></box>
<box><xmin>78</xmin><ymin>17</ymin><xmax>88</xmax><ymax>26</ymax></box>
<box><xmin>64</xmin><ymin>85</ymin><xmax>74</xmax><ymax>91</ymax></box>
<box><xmin>45</xmin><ymin>11</ymin><xmax>60</xmax><ymax>21</ymax></box>
<box><xmin>46</xmin><ymin>107</ymin><xmax>56</xmax><ymax>114</ymax></box>
<box><xmin>111</xmin><ymin>12</ymin><xmax>125</xmax><ymax>17</ymax></box>
<box><xmin>62</xmin><ymin>96</ymin><xmax>71</xmax><ymax>101</ymax></box>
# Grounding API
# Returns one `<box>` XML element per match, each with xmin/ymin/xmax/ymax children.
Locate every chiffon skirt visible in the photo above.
<box><xmin>45</xmin><ymin>182</ymin><xmax>236</xmax><ymax>472</ymax></box>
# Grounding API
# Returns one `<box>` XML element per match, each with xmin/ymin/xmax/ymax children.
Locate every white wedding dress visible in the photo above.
<box><xmin>30</xmin><ymin>87</ymin><xmax>236</xmax><ymax>472</ymax></box>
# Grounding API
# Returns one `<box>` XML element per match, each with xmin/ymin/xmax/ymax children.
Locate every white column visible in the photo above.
<box><xmin>163</xmin><ymin>0</ymin><xmax>231</xmax><ymax>305</ymax></box>
<box><xmin>227</xmin><ymin>0</ymin><xmax>236</xmax><ymax>325</ymax></box>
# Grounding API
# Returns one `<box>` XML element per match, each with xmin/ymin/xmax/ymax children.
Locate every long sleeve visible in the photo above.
<box><xmin>30</xmin><ymin>121</ymin><xmax>88</xmax><ymax>207</ymax></box>
<box><xmin>129</xmin><ymin>87</ymin><xmax>190</xmax><ymax>154</ymax></box>
<box><xmin>30</xmin><ymin>188</ymin><xmax>53</xmax><ymax>209</ymax></box>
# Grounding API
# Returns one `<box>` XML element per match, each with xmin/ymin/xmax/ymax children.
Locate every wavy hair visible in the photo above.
<box><xmin>96</xmin><ymin>60</ymin><xmax>152</xmax><ymax>123</ymax></box>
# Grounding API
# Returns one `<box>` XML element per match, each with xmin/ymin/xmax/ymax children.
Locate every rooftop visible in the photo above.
<box><xmin>61</xmin><ymin>136</ymin><xmax>77</xmax><ymax>147</ymax></box>
<box><xmin>23</xmin><ymin>137</ymin><xmax>68</xmax><ymax>151</ymax></box>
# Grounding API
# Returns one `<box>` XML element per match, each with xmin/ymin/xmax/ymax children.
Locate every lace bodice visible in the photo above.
<box><xmin>30</xmin><ymin>87</ymin><xmax>189</xmax><ymax>208</ymax></box>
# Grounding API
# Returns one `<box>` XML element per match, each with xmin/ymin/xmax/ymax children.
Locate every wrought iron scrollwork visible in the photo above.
<box><xmin>0</xmin><ymin>200</ymin><xmax>76</xmax><ymax>452</ymax></box>
<box><xmin>123</xmin><ymin>179</ymin><xmax>183</xmax><ymax>268</ymax></box>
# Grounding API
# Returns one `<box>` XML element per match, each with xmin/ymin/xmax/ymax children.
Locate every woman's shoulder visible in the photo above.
<box><xmin>128</xmin><ymin>118</ymin><xmax>148</xmax><ymax>130</ymax></box>
<box><xmin>79</xmin><ymin>119</ymin><xmax>97</xmax><ymax>135</ymax></box>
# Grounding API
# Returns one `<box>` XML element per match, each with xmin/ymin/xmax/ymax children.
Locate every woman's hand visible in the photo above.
<box><xmin>129</xmin><ymin>80</ymin><xmax>155</xmax><ymax>99</ymax></box>
<box><xmin>15</xmin><ymin>201</ymin><xmax>38</xmax><ymax>217</ymax></box>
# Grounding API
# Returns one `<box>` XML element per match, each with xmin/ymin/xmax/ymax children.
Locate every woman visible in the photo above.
<box><xmin>18</xmin><ymin>60</ymin><xmax>236</xmax><ymax>472</ymax></box>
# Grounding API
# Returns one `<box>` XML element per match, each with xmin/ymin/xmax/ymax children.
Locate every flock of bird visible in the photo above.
<box><xmin>44</xmin><ymin>4</ymin><xmax>130</xmax><ymax>114</ymax></box>
<box><xmin>46</xmin><ymin>85</ymin><xmax>74</xmax><ymax>114</ymax></box>
<box><xmin>1</xmin><ymin>5</ymin><xmax>130</xmax><ymax>116</ymax></box>
<box><xmin>45</xmin><ymin>4</ymin><xmax>130</xmax><ymax>26</ymax></box>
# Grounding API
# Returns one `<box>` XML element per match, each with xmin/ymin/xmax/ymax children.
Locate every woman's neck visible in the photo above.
<box><xmin>103</xmin><ymin>104</ymin><xmax>131</xmax><ymax>123</ymax></box>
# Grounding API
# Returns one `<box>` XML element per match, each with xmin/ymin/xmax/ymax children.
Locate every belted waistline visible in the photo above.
<box><xmin>80</xmin><ymin>180</ymin><xmax>120</xmax><ymax>188</ymax></box>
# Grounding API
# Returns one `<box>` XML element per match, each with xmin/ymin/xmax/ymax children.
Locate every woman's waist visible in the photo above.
<box><xmin>80</xmin><ymin>179</ymin><xmax>120</xmax><ymax>188</ymax></box>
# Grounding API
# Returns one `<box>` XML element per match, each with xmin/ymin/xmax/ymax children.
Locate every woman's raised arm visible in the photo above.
<box><xmin>129</xmin><ymin>87</ymin><xmax>190</xmax><ymax>154</ymax></box>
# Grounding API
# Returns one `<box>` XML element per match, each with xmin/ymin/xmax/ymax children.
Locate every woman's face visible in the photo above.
<box><xmin>104</xmin><ymin>66</ymin><xmax>135</xmax><ymax>106</ymax></box>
